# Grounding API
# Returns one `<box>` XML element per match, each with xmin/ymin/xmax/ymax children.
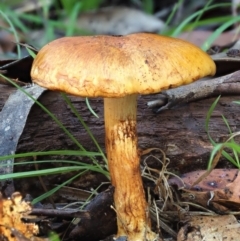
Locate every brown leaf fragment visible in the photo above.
<box><xmin>177</xmin><ymin>215</ymin><xmax>240</xmax><ymax>241</ymax></box>
<box><xmin>169</xmin><ymin>169</ymin><xmax>238</xmax><ymax>191</ymax></box>
<box><xmin>179</xmin><ymin>30</ymin><xmax>240</xmax><ymax>47</ymax></box>
<box><xmin>0</xmin><ymin>31</ymin><xmax>16</xmax><ymax>54</ymax></box>
<box><xmin>169</xmin><ymin>169</ymin><xmax>240</xmax><ymax>213</ymax></box>
<box><xmin>213</xmin><ymin>170</ymin><xmax>240</xmax><ymax>205</ymax></box>
<box><xmin>76</xmin><ymin>7</ymin><xmax>165</xmax><ymax>35</ymax></box>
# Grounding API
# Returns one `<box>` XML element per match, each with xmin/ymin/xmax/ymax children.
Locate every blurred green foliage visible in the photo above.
<box><xmin>60</xmin><ymin>0</ymin><xmax>103</xmax><ymax>14</ymax></box>
<box><xmin>142</xmin><ymin>0</ymin><xmax>154</xmax><ymax>14</ymax></box>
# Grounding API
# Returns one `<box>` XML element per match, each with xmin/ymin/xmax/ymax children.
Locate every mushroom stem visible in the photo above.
<box><xmin>104</xmin><ymin>95</ymin><xmax>157</xmax><ymax>241</ymax></box>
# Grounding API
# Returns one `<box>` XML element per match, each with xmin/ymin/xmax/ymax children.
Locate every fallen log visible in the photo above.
<box><xmin>0</xmin><ymin>84</ymin><xmax>237</xmax><ymax>175</ymax></box>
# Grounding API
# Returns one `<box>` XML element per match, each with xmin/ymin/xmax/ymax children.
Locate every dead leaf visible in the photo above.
<box><xmin>0</xmin><ymin>31</ymin><xmax>16</xmax><ymax>54</ymax></box>
<box><xmin>177</xmin><ymin>215</ymin><xmax>240</xmax><ymax>241</ymax></box>
<box><xmin>76</xmin><ymin>6</ymin><xmax>165</xmax><ymax>35</ymax></box>
<box><xmin>169</xmin><ymin>169</ymin><xmax>240</xmax><ymax>213</ymax></box>
<box><xmin>213</xmin><ymin>171</ymin><xmax>240</xmax><ymax>205</ymax></box>
<box><xmin>0</xmin><ymin>85</ymin><xmax>46</xmax><ymax>196</ymax></box>
<box><xmin>179</xmin><ymin>30</ymin><xmax>240</xmax><ymax>47</ymax></box>
<box><xmin>169</xmin><ymin>169</ymin><xmax>238</xmax><ymax>191</ymax></box>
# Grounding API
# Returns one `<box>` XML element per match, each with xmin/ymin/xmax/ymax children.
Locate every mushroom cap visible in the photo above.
<box><xmin>31</xmin><ymin>33</ymin><xmax>216</xmax><ymax>98</ymax></box>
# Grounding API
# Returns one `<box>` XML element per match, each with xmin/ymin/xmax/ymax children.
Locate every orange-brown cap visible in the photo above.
<box><xmin>31</xmin><ymin>33</ymin><xmax>216</xmax><ymax>98</ymax></box>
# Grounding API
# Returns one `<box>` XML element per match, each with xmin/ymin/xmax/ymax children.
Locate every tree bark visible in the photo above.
<box><xmin>0</xmin><ymin>84</ymin><xmax>238</xmax><ymax>174</ymax></box>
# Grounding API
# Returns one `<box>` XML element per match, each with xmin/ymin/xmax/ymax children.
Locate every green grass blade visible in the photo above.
<box><xmin>164</xmin><ymin>0</ymin><xmax>184</xmax><ymax>29</ymax></box>
<box><xmin>206</xmin><ymin>96</ymin><xmax>238</xmax><ymax>168</ymax></box>
<box><xmin>0</xmin><ymin>74</ymin><xmax>93</xmax><ymax>156</ymax></box>
<box><xmin>0</xmin><ymin>9</ymin><xmax>21</xmax><ymax>58</ymax></box>
<box><xmin>205</xmin><ymin>96</ymin><xmax>221</xmax><ymax>143</ymax></box>
<box><xmin>32</xmin><ymin>171</ymin><xmax>86</xmax><ymax>204</ymax></box>
<box><xmin>189</xmin><ymin>0</ymin><xmax>213</xmax><ymax>31</ymax></box>
<box><xmin>221</xmin><ymin>114</ymin><xmax>232</xmax><ymax>134</ymax></box>
<box><xmin>0</xmin><ymin>165</ymin><xmax>108</xmax><ymax>180</ymax></box>
<box><xmin>201</xmin><ymin>15</ymin><xmax>240</xmax><ymax>51</ymax></box>
<box><xmin>61</xmin><ymin>93</ymin><xmax>108</xmax><ymax>165</ymax></box>
<box><xmin>171</xmin><ymin>3</ymin><xmax>231</xmax><ymax>37</ymax></box>
<box><xmin>7</xmin><ymin>9</ymin><xmax>29</xmax><ymax>33</ymax></box>
<box><xmin>0</xmin><ymin>150</ymin><xmax>101</xmax><ymax>162</ymax></box>
<box><xmin>0</xmin><ymin>160</ymin><xmax>100</xmax><ymax>167</ymax></box>
<box><xmin>66</xmin><ymin>2</ymin><xmax>82</xmax><ymax>36</ymax></box>
<box><xmin>86</xmin><ymin>98</ymin><xmax>99</xmax><ymax>118</ymax></box>
<box><xmin>26</xmin><ymin>47</ymin><xmax>37</xmax><ymax>58</ymax></box>
<box><xmin>142</xmin><ymin>0</ymin><xmax>154</xmax><ymax>14</ymax></box>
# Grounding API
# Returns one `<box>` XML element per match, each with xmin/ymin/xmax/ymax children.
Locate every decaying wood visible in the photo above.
<box><xmin>148</xmin><ymin>71</ymin><xmax>240</xmax><ymax>113</ymax></box>
<box><xmin>0</xmin><ymin>84</ymin><xmax>238</xmax><ymax>175</ymax></box>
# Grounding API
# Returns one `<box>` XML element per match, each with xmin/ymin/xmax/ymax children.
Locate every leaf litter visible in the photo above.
<box><xmin>1</xmin><ymin>1</ymin><xmax>240</xmax><ymax>240</ymax></box>
<box><xmin>141</xmin><ymin>148</ymin><xmax>240</xmax><ymax>241</ymax></box>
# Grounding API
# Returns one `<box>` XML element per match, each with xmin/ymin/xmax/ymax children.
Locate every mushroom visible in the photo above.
<box><xmin>30</xmin><ymin>33</ymin><xmax>216</xmax><ymax>241</ymax></box>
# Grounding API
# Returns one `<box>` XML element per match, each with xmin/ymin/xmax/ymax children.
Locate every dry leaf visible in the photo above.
<box><xmin>179</xmin><ymin>30</ymin><xmax>240</xmax><ymax>47</ymax></box>
<box><xmin>169</xmin><ymin>169</ymin><xmax>238</xmax><ymax>191</ymax></box>
<box><xmin>0</xmin><ymin>86</ymin><xmax>46</xmax><ymax>197</ymax></box>
<box><xmin>177</xmin><ymin>215</ymin><xmax>240</xmax><ymax>241</ymax></box>
<box><xmin>76</xmin><ymin>6</ymin><xmax>165</xmax><ymax>35</ymax></box>
<box><xmin>213</xmin><ymin>171</ymin><xmax>240</xmax><ymax>206</ymax></box>
<box><xmin>169</xmin><ymin>169</ymin><xmax>240</xmax><ymax>212</ymax></box>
